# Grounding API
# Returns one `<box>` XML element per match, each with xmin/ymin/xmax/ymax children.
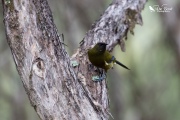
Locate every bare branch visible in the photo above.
<box><xmin>72</xmin><ymin>0</ymin><xmax>146</xmax><ymax>119</ymax></box>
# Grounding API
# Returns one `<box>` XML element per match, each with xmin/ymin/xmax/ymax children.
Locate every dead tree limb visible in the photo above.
<box><xmin>2</xmin><ymin>0</ymin><xmax>146</xmax><ymax>119</ymax></box>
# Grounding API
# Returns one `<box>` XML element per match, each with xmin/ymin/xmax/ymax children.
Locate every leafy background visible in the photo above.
<box><xmin>0</xmin><ymin>0</ymin><xmax>180</xmax><ymax>120</ymax></box>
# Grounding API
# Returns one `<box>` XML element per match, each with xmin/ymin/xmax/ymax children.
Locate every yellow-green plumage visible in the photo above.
<box><xmin>88</xmin><ymin>42</ymin><xmax>129</xmax><ymax>72</ymax></box>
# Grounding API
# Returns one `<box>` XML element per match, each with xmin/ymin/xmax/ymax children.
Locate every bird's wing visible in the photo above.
<box><xmin>104</xmin><ymin>51</ymin><xmax>114</xmax><ymax>63</ymax></box>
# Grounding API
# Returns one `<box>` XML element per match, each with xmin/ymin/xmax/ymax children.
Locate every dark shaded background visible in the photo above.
<box><xmin>0</xmin><ymin>0</ymin><xmax>180</xmax><ymax>120</ymax></box>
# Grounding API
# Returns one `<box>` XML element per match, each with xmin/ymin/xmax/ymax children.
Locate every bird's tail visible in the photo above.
<box><xmin>115</xmin><ymin>60</ymin><xmax>130</xmax><ymax>70</ymax></box>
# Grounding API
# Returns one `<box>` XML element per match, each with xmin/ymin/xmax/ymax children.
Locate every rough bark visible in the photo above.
<box><xmin>2</xmin><ymin>0</ymin><xmax>146</xmax><ymax>120</ymax></box>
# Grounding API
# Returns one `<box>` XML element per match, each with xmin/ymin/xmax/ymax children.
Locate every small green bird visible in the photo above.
<box><xmin>88</xmin><ymin>42</ymin><xmax>129</xmax><ymax>81</ymax></box>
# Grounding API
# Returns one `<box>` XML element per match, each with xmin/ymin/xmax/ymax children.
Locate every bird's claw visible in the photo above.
<box><xmin>92</xmin><ymin>74</ymin><xmax>106</xmax><ymax>82</ymax></box>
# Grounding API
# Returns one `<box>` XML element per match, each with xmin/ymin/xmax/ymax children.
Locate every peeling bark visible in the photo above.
<box><xmin>2</xmin><ymin>0</ymin><xmax>146</xmax><ymax>119</ymax></box>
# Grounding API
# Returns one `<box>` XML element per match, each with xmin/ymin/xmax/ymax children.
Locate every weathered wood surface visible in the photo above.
<box><xmin>2</xmin><ymin>0</ymin><xmax>146</xmax><ymax>119</ymax></box>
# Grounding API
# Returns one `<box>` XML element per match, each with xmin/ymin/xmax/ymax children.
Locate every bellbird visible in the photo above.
<box><xmin>88</xmin><ymin>42</ymin><xmax>129</xmax><ymax>81</ymax></box>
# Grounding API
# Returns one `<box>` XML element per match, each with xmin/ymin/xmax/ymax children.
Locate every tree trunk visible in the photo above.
<box><xmin>2</xmin><ymin>0</ymin><xmax>146</xmax><ymax>119</ymax></box>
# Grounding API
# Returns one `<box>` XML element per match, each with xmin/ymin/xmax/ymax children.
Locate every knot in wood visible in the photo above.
<box><xmin>33</xmin><ymin>58</ymin><xmax>45</xmax><ymax>78</ymax></box>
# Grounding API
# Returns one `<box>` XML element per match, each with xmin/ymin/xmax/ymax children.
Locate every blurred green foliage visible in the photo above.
<box><xmin>0</xmin><ymin>0</ymin><xmax>180</xmax><ymax>120</ymax></box>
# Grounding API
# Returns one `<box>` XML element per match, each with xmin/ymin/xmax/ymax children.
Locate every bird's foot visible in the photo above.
<box><xmin>92</xmin><ymin>74</ymin><xmax>106</xmax><ymax>82</ymax></box>
<box><xmin>96</xmin><ymin>68</ymin><xmax>104</xmax><ymax>75</ymax></box>
<box><xmin>89</xmin><ymin>67</ymin><xmax>106</xmax><ymax>82</ymax></box>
